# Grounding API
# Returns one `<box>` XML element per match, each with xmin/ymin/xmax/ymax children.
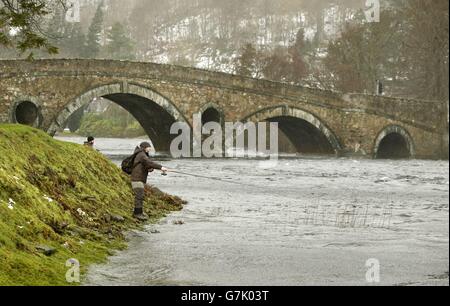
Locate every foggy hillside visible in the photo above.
<box><xmin>1</xmin><ymin>0</ymin><xmax>447</xmax><ymax>101</ymax></box>
<box><xmin>77</xmin><ymin>0</ymin><xmax>364</xmax><ymax>72</ymax></box>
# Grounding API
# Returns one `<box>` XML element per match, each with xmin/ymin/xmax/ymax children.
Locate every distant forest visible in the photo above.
<box><xmin>1</xmin><ymin>0</ymin><xmax>448</xmax><ymax>101</ymax></box>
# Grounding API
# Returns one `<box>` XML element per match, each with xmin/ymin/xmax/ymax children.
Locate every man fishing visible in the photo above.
<box><xmin>131</xmin><ymin>142</ymin><xmax>169</xmax><ymax>221</ymax></box>
<box><xmin>84</xmin><ymin>136</ymin><xmax>95</xmax><ymax>148</ymax></box>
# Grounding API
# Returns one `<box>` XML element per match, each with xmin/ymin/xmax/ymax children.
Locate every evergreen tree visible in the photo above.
<box><xmin>65</xmin><ymin>23</ymin><xmax>86</xmax><ymax>58</ymax></box>
<box><xmin>46</xmin><ymin>5</ymin><xmax>66</xmax><ymax>44</ymax></box>
<box><xmin>235</xmin><ymin>43</ymin><xmax>257</xmax><ymax>77</ymax></box>
<box><xmin>0</xmin><ymin>0</ymin><xmax>61</xmax><ymax>58</ymax></box>
<box><xmin>105</xmin><ymin>22</ymin><xmax>135</xmax><ymax>60</ymax></box>
<box><xmin>42</xmin><ymin>5</ymin><xmax>85</xmax><ymax>59</ymax></box>
<box><xmin>288</xmin><ymin>29</ymin><xmax>309</xmax><ymax>84</ymax></box>
<box><xmin>83</xmin><ymin>1</ymin><xmax>105</xmax><ymax>58</ymax></box>
<box><xmin>62</xmin><ymin>23</ymin><xmax>86</xmax><ymax>58</ymax></box>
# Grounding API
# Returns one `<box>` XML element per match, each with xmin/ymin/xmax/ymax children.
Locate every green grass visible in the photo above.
<box><xmin>0</xmin><ymin>124</ymin><xmax>185</xmax><ymax>286</ymax></box>
<box><xmin>77</xmin><ymin>113</ymin><xmax>146</xmax><ymax>138</ymax></box>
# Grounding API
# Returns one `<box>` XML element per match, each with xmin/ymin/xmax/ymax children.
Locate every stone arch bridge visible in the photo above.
<box><xmin>0</xmin><ymin>59</ymin><xmax>447</xmax><ymax>159</ymax></box>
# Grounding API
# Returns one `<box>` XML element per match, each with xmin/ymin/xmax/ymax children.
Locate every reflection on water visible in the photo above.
<box><xmin>57</xmin><ymin>137</ymin><xmax>449</xmax><ymax>286</ymax></box>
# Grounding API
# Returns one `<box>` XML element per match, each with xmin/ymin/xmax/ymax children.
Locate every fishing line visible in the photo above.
<box><xmin>166</xmin><ymin>170</ymin><xmax>259</xmax><ymax>188</ymax></box>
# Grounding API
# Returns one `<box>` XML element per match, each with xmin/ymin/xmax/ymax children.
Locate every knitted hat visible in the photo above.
<box><xmin>140</xmin><ymin>142</ymin><xmax>152</xmax><ymax>149</ymax></box>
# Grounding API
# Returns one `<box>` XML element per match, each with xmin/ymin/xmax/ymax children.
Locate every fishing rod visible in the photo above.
<box><xmin>162</xmin><ymin>169</ymin><xmax>257</xmax><ymax>187</ymax></box>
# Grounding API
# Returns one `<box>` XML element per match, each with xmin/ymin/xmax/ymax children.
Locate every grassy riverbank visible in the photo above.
<box><xmin>0</xmin><ymin>124</ymin><xmax>185</xmax><ymax>286</ymax></box>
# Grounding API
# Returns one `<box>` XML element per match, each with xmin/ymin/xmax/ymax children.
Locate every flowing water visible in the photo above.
<box><xmin>57</xmin><ymin>136</ymin><xmax>449</xmax><ymax>286</ymax></box>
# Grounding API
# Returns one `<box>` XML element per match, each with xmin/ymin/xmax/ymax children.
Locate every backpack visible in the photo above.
<box><xmin>121</xmin><ymin>152</ymin><xmax>140</xmax><ymax>175</ymax></box>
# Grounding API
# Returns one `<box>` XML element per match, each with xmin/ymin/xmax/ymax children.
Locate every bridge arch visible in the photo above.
<box><xmin>47</xmin><ymin>82</ymin><xmax>191</xmax><ymax>154</ymax></box>
<box><xmin>10</xmin><ymin>96</ymin><xmax>43</xmax><ymax>128</ymax></box>
<box><xmin>374</xmin><ymin>125</ymin><xmax>415</xmax><ymax>159</ymax></box>
<box><xmin>242</xmin><ymin>105</ymin><xmax>342</xmax><ymax>155</ymax></box>
<box><xmin>199</xmin><ymin>103</ymin><xmax>224</xmax><ymax>126</ymax></box>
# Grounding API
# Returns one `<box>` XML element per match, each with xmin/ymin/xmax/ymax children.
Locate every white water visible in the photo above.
<box><xmin>57</xmin><ymin>136</ymin><xmax>450</xmax><ymax>286</ymax></box>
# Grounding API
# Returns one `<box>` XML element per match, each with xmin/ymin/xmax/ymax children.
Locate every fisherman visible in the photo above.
<box><xmin>84</xmin><ymin>136</ymin><xmax>95</xmax><ymax>148</ymax></box>
<box><xmin>131</xmin><ymin>142</ymin><xmax>168</xmax><ymax>221</ymax></box>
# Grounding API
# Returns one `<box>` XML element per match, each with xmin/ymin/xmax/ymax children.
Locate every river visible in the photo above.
<box><xmin>56</xmin><ymin>136</ymin><xmax>449</xmax><ymax>286</ymax></box>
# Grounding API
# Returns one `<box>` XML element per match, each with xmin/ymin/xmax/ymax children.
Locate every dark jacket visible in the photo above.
<box><xmin>131</xmin><ymin>147</ymin><xmax>163</xmax><ymax>183</ymax></box>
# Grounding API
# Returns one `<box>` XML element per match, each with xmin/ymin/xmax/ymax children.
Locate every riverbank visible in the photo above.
<box><xmin>0</xmin><ymin>124</ymin><xmax>185</xmax><ymax>286</ymax></box>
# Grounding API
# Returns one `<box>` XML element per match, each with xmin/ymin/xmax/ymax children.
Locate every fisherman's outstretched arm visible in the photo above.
<box><xmin>143</xmin><ymin>157</ymin><xmax>163</xmax><ymax>170</ymax></box>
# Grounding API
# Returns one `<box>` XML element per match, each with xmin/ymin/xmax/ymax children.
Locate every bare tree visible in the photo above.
<box><xmin>399</xmin><ymin>0</ymin><xmax>449</xmax><ymax>101</ymax></box>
